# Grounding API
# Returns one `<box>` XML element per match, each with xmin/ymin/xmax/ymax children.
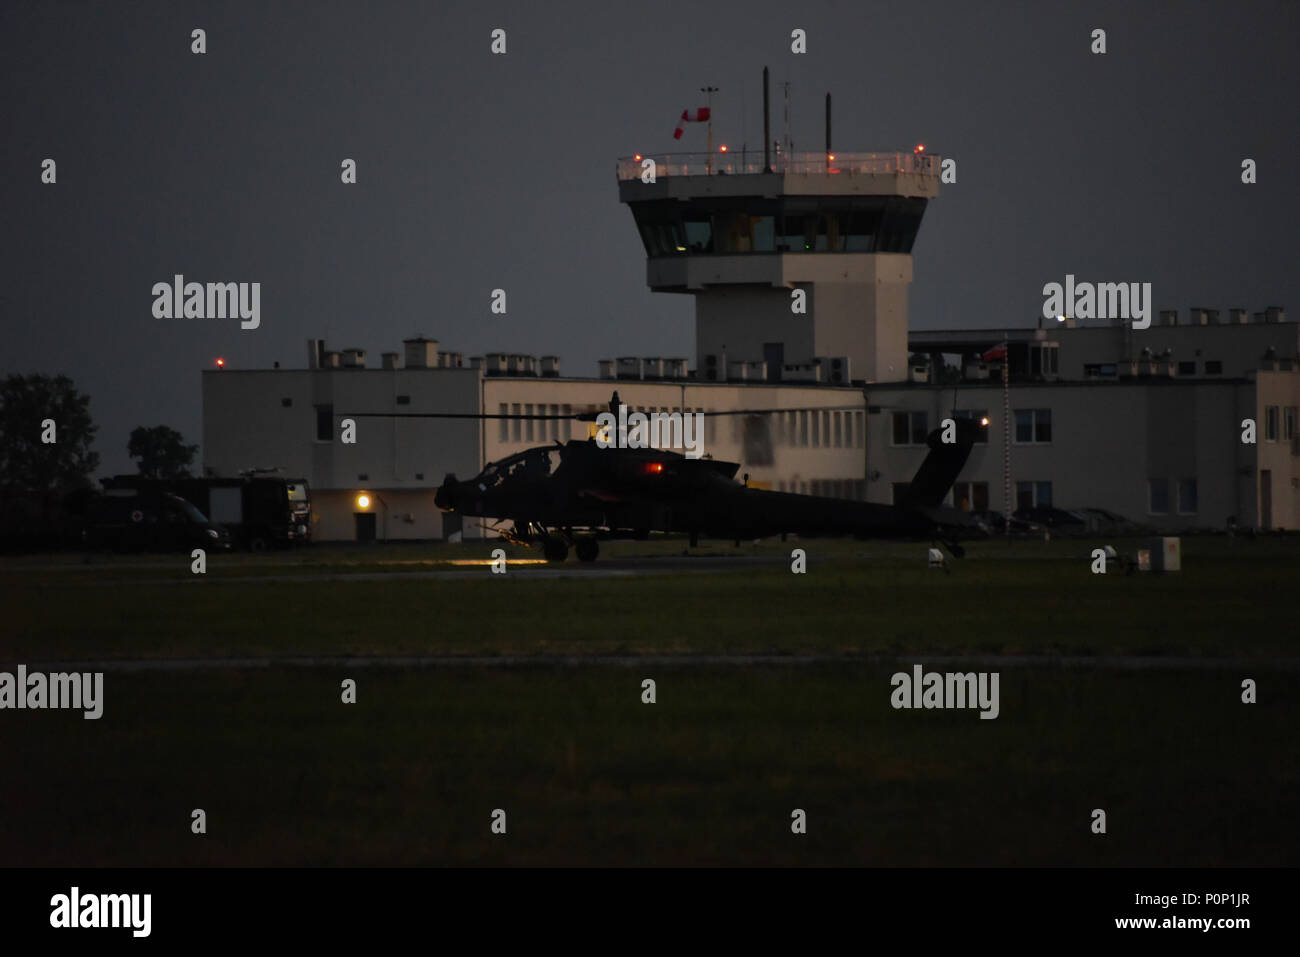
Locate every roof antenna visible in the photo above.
<box><xmin>783</xmin><ymin>78</ymin><xmax>792</xmax><ymax>156</ymax></box>
<box><xmin>763</xmin><ymin>65</ymin><xmax>771</xmax><ymax>172</ymax></box>
<box><xmin>825</xmin><ymin>91</ymin><xmax>831</xmax><ymax>171</ymax></box>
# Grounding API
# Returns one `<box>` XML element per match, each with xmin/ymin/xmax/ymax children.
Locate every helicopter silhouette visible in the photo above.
<box><xmin>349</xmin><ymin>391</ymin><xmax>986</xmax><ymax>562</ymax></box>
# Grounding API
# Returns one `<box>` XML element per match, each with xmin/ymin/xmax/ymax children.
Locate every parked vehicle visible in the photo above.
<box><xmin>1014</xmin><ymin>506</ymin><xmax>1087</xmax><ymax>531</ymax></box>
<box><xmin>83</xmin><ymin>490</ymin><xmax>231</xmax><ymax>552</ymax></box>
<box><xmin>969</xmin><ymin>509</ymin><xmax>1044</xmax><ymax>537</ymax></box>
<box><xmin>101</xmin><ymin>475</ymin><xmax>311</xmax><ymax>549</ymax></box>
<box><xmin>1074</xmin><ymin>507</ymin><xmax>1146</xmax><ymax>534</ymax></box>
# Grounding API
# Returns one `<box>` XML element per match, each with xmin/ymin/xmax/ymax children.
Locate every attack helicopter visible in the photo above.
<box><xmin>349</xmin><ymin>393</ymin><xmax>986</xmax><ymax>562</ymax></box>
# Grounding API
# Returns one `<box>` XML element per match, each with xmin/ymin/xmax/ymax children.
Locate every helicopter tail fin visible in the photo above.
<box><xmin>902</xmin><ymin>418</ymin><xmax>981</xmax><ymax>509</ymax></box>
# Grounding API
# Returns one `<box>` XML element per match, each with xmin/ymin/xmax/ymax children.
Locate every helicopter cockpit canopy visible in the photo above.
<box><xmin>476</xmin><ymin>446</ymin><xmax>562</xmax><ymax>490</ymax></box>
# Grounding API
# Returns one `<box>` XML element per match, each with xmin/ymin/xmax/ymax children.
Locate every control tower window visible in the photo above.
<box><xmin>843</xmin><ymin>206</ymin><xmax>884</xmax><ymax>251</ymax></box>
<box><xmin>638</xmin><ymin>221</ymin><xmax>685</xmax><ymax>257</ymax></box>
<box><xmin>877</xmin><ymin>197</ymin><xmax>927</xmax><ymax>252</ymax></box>
<box><xmin>683</xmin><ymin>212</ymin><xmax>713</xmax><ymax>253</ymax></box>
<box><xmin>777</xmin><ymin>198</ymin><xmax>817</xmax><ymax>252</ymax></box>
<box><xmin>631</xmin><ymin>201</ymin><xmax>687</xmax><ymax>257</ymax></box>
<box><xmin>818</xmin><ymin>214</ymin><xmax>843</xmax><ymax>252</ymax></box>
<box><xmin>776</xmin><ymin>215</ymin><xmax>804</xmax><ymax>252</ymax></box>
<box><xmin>712</xmin><ymin>212</ymin><xmax>742</xmax><ymax>252</ymax></box>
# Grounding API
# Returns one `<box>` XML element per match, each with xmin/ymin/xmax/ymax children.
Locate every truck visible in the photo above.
<box><xmin>101</xmin><ymin>474</ymin><xmax>312</xmax><ymax>550</ymax></box>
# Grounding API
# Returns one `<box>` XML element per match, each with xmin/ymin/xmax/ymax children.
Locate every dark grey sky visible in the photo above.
<box><xmin>3</xmin><ymin>0</ymin><xmax>1297</xmax><ymax>476</ymax></box>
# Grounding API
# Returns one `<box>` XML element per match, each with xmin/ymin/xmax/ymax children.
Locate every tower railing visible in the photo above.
<box><xmin>616</xmin><ymin>151</ymin><xmax>940</xmax><ymax>181</ymax></box>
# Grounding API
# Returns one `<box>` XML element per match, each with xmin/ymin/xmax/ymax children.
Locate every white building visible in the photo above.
<box><xmin>201</xmin><ymin>149</ymin><xmax>1299</xmax><ymax>539</ymax></box>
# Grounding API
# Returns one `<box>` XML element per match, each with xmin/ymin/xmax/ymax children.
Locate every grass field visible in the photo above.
<box><xmin>1</xmin><ymin>535</ymin><xmax>1296</xmax><ymax>865</ymax></box>
<box><xmin>3</xmin><ymin>536</ymin><xmax>1297</xmax><ymax>660</ymax></box>
<box><xmin>2</xmin><ymin>666</ymin><xmax>1295</xmax><ymax>866</ymax></box>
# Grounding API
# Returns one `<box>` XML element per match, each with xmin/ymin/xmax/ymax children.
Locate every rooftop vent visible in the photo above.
<box><xmin>403</xmin><ymin>338</ymin><xmax>439</xmax><ymax>368</ymax></box>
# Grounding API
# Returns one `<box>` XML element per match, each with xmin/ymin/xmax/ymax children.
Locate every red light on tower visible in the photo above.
<box><xmin>215</xmin><ymin>357</ymin><xmax>226</xmax><ymax>368</ymax></box>
<box><xmin>719</xmin><ymin>144</ymin><xmax>728</xmax><ymax>153</ymax></box>
<box><xmin>914</xmin><ymin>143</ymin><xmax>926</xmax><ymax>153</ymax></box>
<box><xmin>634</xmin><ymin>153</ymin><xmax>642</xmax><ymax>161</ymax></box>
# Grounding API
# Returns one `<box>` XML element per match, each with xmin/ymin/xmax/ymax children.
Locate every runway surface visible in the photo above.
<box><xmin>52</xmin><ymin>553</ymin><xmax>794</xmax><ymax>585</ymax></box>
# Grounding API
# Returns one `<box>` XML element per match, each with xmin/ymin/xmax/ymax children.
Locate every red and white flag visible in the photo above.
<box><xmin>673</xmin><ymin>107</ymin><xmax>711</xmax><ymax>140</ymax></box>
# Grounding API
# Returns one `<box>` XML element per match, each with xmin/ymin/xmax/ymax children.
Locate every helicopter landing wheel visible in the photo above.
<box><xmin>575</xmin><ymin>539</ymin><xmax>599</xmax><ymax>563</ymax></box>
<box><xmin>542</xmin><ymin>538</ymin><xmax>569</xmax><ymax>563</ymax></box>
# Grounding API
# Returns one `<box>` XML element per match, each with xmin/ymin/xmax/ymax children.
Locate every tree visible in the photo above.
<box><xmin>128</xmin><ymin>425</ymin><xmax>198</xmax><ymax>479</ymax></box>
<box><xmin>0</xmin><ymin>374</ymin><xmax>100</xmax><ymax>497</ymax></box>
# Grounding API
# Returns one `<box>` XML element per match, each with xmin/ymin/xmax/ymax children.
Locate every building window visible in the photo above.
<box><xmin>1083</xmin><ymin>363</ymin><xmax>1118</xmax><ymax>378</ymax></box>
<box><xmin>799</xmin><ymin>411</ymin><xmax>809</xmax><ymax>446</ymax></box>
<box><xmin>1205</xmin><ymin>360</ymin><xmax>1223</xmax><ymax>375</ymax></box>
<box><xmin>511</xmin><ymin>404</ymin><xmax>521</xmax><ymax>441</ymax></box>
<box><xmin>953</xmin><ymin>481</ymin><xmax>989</xmax><ymax>512</ymax></box>
<box><xmin>1285</xmin><ymin>407</ymin><xmax>1298</xmax><ymax>441</ymax></box>
<box><xmin>1015</xmin><ymin>480</ymin><xmax>1052</xmax><ymax>509</ymax></box>
<box><xmin>1014</xmin><ymin>408</ymin><xmax>1052</xmax><ymax>443</ymax></box>
<box><xmin>855</xmin><ymin>411</ymin><xmax>865</xmax><ymax>448</ymax></box>
<box><xmin>524</xmin><ymin>403</ymin><xmax>534</xmax><ymax>442</ymax></box>
<box><xmin>562</xmin><ymin>404</ymin><xmax>572</xmax><ymax>441</ymax></box>
<box><xmin>1030</xmin><ymin>344</ymin><xmax>1059</xmax><ymax>377</ymax></box>
<box><xmin>1178</xmin><ymin>361</ymin><xmax>1196</xmax><ymax>375</ymax></box>
<box><xmin>833</xmin><ymin>412</ymin><xmax>843</xmax><ymax>447</ymax></box>
<box><xmin>314</xmin><ymin>404</ymin><xmax>333</xmax><ymax>442</ymax></box>
<box><xmin>396</xmin><ymin>395</ymin><xmax>411</xmax><ymax>405</ymax></box>
<box><xmin>811</xmin><ymin>410</ymin><xmax>821</xmax><ymax>447</ymax></box>
<box><xmin>954</xmin><ymin>409</ymin><xmax>989</xmax><ymax>444</ymax></box>
<box><xmin>1178</xmin><ymin>479</ymin><xmax>1198</xmax><ymax>514</ymax></box>
<box><xmin>498</xmin><ymin>404</ymin><xmax>509</xmax><ymax>442</ymax></box>
<box><xmin>1148</xmin><ymin>478</ymin><xmax>1169</xmax><ymax>514</ymax></box>
<box><xmin>743</xmin><ymin>415</ymin><xmax>774</xmax><ymax>465</ymax></box>
<box><xmin>1264</xmin><ymin>405</ymin><xmax>1279</xmax><ymax>441</ymax></box>
<box><xmin>891</xmin><ymin>411</ymin><xmax>927</xmax><ymax>446</ymax></box>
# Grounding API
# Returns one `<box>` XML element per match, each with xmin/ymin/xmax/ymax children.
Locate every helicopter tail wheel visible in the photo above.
<box><xmin>542</xmin><ymin>537</ymin><xmax>569</xmax><ymax>563</ymax></box>
<box><xmin>575</xmin><ymin>539</ymin><xmax>599</xmax><ymax>563</ymax></box>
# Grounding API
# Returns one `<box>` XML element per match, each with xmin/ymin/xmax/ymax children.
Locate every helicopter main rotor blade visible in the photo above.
<box><xmin>342</xmin><ymin>405</ymin><xmax>864</xmax><ymax>421</ymax></box>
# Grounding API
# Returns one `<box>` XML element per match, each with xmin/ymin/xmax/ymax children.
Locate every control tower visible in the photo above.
<box><xmin>617</xmin><ymin>131</ymin><xmax>940</xmax><ymax>384</ymax></box>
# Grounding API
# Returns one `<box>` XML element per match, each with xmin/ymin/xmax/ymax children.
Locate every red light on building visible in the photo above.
<box><xmin>215</xmin><ymin>357</ymin><xmax>225</xmax><ymax>367</ymax></box>
<box><xmin>646</xmin><ymin>462</ymin><xmax>664</xmax><ymax>474</ymax></box>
